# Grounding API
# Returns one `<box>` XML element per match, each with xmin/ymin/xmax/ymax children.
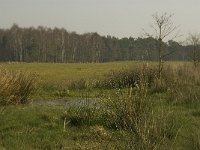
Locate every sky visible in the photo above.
<box><xmin>1</xmin><ymin>0</ymin><xmax>200</xmax><ymax>41</ymax></box>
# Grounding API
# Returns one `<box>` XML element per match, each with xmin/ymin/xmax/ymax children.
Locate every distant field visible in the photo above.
<box><xmin>0</xmin><ymin>61</ymin><xmax>144</xmax><ymax>99</ymax></box>
<box><xmin>0</xmin><ymin>61</ymin><xmax>144</xmax><ymax>85</ymax></box>
<box><xmin>0</xmin><ymin>61</ymin><xmax>185</xmax><ymax>83</ymax></box>
<box><xmin>0</xmin><ymin>61</ymin><xmax>148</xmax><ymax>91</ymax></box>
<box><xmin>0</xmin><ymin>61</ymin><xmax>190</xmax><ymax>100</ymax></box>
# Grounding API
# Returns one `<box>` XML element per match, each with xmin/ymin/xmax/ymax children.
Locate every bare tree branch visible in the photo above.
<box><xmin>143</xmin><ymin>12</ymin><xmax>179</xmax><ymax>78</ymax></box>
<box><xmin>187</xmin><ymin>33</ymin><xmax>200</xmax><ymax>67</ymax></box>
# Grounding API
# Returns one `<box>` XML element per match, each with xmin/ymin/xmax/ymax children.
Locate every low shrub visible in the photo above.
<box><xmin>94</xmin><ymin>64</ymin><xmax>178</xmax><ymax>92</ymax></box>
<box><xmin>98</xmin><ymin>64</ymin><xmax>157</xmax><ymax>89</ymax></box>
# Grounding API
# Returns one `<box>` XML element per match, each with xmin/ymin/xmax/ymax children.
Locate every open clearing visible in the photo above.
<box><xmin>1</xmin><ymin>61</ymin><xmax>200</xmax><ymax>150</ymax></box>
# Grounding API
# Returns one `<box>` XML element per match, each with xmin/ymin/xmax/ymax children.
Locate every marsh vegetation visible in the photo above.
<box><xmin>0</xmin><ymin>61</ymin><xmax>200</xmax><ymax>149</ymax></box>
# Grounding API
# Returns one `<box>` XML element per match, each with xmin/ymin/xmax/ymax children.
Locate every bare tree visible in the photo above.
<box><xmin>187</xmin><ymin>33</ymin><xmax>200</xmax><ymax>67</ymax></box>
<box><xmin>144</xmin><ymin>12</ymin><xmax>179</xmax><ymax>78</ymax></box>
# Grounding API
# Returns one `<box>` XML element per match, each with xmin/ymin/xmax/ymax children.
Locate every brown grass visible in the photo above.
<box><xmin>0</xmin><ymin>69</ymin><xmax>36</xmax><ymax>105</ymax></box>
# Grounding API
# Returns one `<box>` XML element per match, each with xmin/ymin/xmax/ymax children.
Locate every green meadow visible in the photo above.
<box><xmin>0</xmin><ymin>61</ymin><xmax>145</xmax><ymax>99</ymax></box>
<box><xmin>1</xmin><ymin>61</ymin><xmax>200</xmax><ymax>149</ymax></box>
<box><xmin>1</xmin><ymin>61</ymin><xmax>139</xmax><ymax>82</ymax></box>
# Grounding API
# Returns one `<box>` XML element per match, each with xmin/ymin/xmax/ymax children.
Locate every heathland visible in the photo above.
<box><xmin>0</xmin><ymin>61</ymin><xmax>200</xmax><ymax>149</ymax></box>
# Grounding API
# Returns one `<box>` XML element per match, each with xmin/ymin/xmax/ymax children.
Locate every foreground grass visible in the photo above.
<box><xmin>0</xmin><ymin>106</ymin><xmax>125</xmax><ymax>149</ymax></box>
<box><xmin>1</xmin><ymin>101</ymin><xmax>200</xmax><ymax>149</ymax></box>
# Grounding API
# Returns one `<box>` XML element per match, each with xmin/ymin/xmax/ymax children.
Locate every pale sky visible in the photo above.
<box><xmin>1</xmin><ymin>0</ymin><xmax>200</xmax><ymax>40</ymax></box>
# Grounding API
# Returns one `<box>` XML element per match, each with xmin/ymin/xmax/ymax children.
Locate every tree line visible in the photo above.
<box><xmin>0</xmin><ymin>24</ymin><xmax>193</xmax><ymax>63</ymax></box>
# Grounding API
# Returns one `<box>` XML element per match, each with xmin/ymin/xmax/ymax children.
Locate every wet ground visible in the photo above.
<box><xmin>30</xmin><ymin>98</ymin><xmax>99</xmax><ymax>108</ymax></box>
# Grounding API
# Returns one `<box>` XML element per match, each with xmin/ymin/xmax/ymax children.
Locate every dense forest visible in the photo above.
<box><xmin>0</xmin><ymin>24</ymin><xmax>192</xmax><ymax>63</ymax></box>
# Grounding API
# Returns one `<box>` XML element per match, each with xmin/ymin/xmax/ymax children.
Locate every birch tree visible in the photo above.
<box><xmin>144</xmin><ymin>12</ymin><xmax>179</xmax><ymax>78</ymax></box>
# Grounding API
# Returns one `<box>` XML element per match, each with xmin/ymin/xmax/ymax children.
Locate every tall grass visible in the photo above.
<box><xmin>163</xmin><ymin>64</ymin><xmax>200</xmax><ymax>107</ymax></box>
<box><xmin>0</xmin><ymin>69</ymin><xmax>36</xmax><ymax>105</ymax></box>
<box><xmin>97</xmin><ymin>64</ymin><xmax>157</xmax><ymax>89</ymax></box>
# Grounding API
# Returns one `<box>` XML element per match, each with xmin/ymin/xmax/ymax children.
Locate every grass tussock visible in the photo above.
<box><xmin>0</xmin><ymin>69</ymin><xmax>36</xmax><ymax>105</ymax></box>
<box><xmin>98</xmin><ymin>64</ymin><xmax>157</xmax><ymax>89</ymax></box>
<box><xmin>64</xmin><ymin>106</ymin><xmax>101</xmax><ymax>127</ymax></box>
